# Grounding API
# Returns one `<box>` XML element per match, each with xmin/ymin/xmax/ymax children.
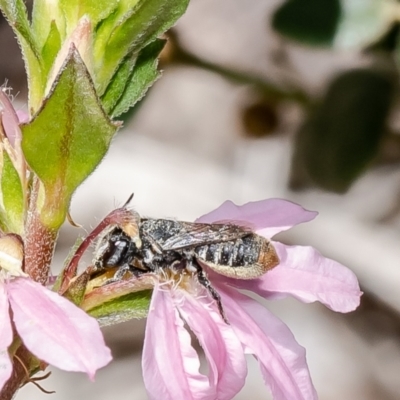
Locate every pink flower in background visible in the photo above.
<box><xmin>0</xmin><ymin>236</ymin><xmax>112</xmax><ymax>392</ymax></box>
<box><xmin>142</xmin><ymin>199</ymin><xmax>362</xmax><ymax>400</ymax></box>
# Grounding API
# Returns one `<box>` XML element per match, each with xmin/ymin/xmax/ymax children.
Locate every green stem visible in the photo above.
<box><xmin>0</xmin><ymin>346</ymin><xmax>31</xmax><ymax>400</ymax></box>
<box><xmin>169</xmin><ymin>32</ymin><xmax>311</xmax><ymax>106</ymax></box>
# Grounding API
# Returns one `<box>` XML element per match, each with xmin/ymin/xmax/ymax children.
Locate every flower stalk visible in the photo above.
<box><xmin>24</xmin><ymin>177</ymin><xmax>58</xmax><ymax>284</ymax></box>
<box><xmin>0</xmin><ymin>346</ymin><xmax>31</xmax><ymax>400</ymax></box>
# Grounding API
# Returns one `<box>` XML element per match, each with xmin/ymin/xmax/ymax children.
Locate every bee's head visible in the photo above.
<box><xmin>94</xmin><ymin>227</ymin><xmax>141</xmax><ymax>270</ymax></box>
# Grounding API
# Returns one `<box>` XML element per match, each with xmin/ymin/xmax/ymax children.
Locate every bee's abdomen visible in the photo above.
<box><xmin>193</xmin><ymin>233</ymin><xmax>279</xmax><ymax>279</ymax></box>
<box><xmin>194</xmin><ymin>235</ymin><xmax>260</xmax><ymax>267</ymax></box>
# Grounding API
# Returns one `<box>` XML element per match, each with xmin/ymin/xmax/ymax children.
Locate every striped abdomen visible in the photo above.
<box><xmin>194</xmin><ymin>233</ymin><xmax>279</xmax><ymax>279</ymax></box>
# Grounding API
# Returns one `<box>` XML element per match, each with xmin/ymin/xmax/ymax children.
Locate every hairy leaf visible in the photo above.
<box><xmin>82</xmin><ymin>275</ymin><xmax>154</xmax><ymax>326</ymax></box>
<box><xmin>0</xmin><ymin>0</ymin><xmax>44</xmax><ymax>111</ymax></box>
<box><xmin>59</xmin><ymin>0</ymin><xmax>119</xmax><ymax>34</ymax></box>
<box><xmin>0</xmin><ymin>152</ymin><xmax>24</xmax><ymax>234</ymax></box>
<box><xmin>101</xmin><ymin>53</ymin><xmax>138</xmax><ymax>114</ymax></box>
<box><xmin>21</xmin><ymin>47</ymin><xmax>119</xmax><ymax>229</ymax></box>
<box><xmin>41</xmin><ymin>21</ymin><xmax>62</xmax><ymax>81</ymax></box>
<box><xmin>87</xmin><ymin>290</ymin><xmax>151</xmax><ymax>326</ymax></box>
<box><xmin>0</xmin><ymin>0</ymin><xmax>34</xmax><ymax>49</ymax></box>
<box><xmin>95</xmin><ymin>0</ymin><xmax>189</xmax><ymax>94</ymax></box>
<box><xmin>111</xmin><ymin>39</ymin><xmax>166</xmax><ymax>117</ymax></box>
<box><xmin>31</xmin><ymin>0</ymin><xmax>64</xmax><ymax>50</ymax></box>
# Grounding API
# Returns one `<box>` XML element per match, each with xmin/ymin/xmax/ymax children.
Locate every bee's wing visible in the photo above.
<box><xmin>161</xmin><ymin>222</ymin><xmax>250</xmax><ymax>250</ymax></box>
<box><xmin>205</xmin><ymin>219</ymin><xmax>256</xmax><ymax>231</ymax></box>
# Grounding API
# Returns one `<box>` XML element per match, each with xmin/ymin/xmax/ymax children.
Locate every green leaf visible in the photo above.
<box><xmin>0</xmin><ymin>0</ymin><xmax>34</xmax><ymax>49</ymax></box>
<box><xmin>31</xmin><ymin>0</ymin><xmax>65</xmax><ymax>50</ymax></box>
<box><xmin>0</xmin><ymin>0</ymin><xmax>44</xmax><ymax>111</ymax></box>
<box><xmin>21</xmin><ymin>47</ymin><xmax>119</xmax><ymax>229</ymax></box>
<box><xmin>82</xmin><ymin>275</ymin><xmax>154</xmax><ymax>326</ymax></box>
<box><xmin>110</xmin><ymin>39</ymin><xmax>166</xmax><ymax>118</ymax></box>
<box><xmin>59</xmin><ymin>0</ymin><xmax>119</xmax><ymax>34</ymax></box>
<box><xmin>101</xmin><ymin>53</ymin><xmax>138</xmax><ymax>115</ymax></box>
<box><xmin>272</xmin><ymin>0</ymin><xmax>341</xmax><ymax>46</ymax></box>
<box><xmin>63</xmin><ymin>272</ymin><xmax>90</xmax><ymax>306</ymax></box>
<box><xmin>0</xmin><ymin>152</ymin><xmax>24</xmax><ymax>234</ymax></box>
<box><xmin>41</xmin><ymin>21</ymin><xmax>62</xmax><ymax>81</ymax></box>
<box><xmin>94</xmin><ymin>0</ymin><xmax>189</xmax><ymax>95</ymax></box>
<box><xmin>87</xmin><ymin>290</ymin><xmax>151</xmax><ymax>327</ymax></box>
<box><xmin>92</xmin><ymin>0</ymin><xmax>141</xmax><ymax>73</ymax></box>
<box><xmin>293</xmin><ymin>69</ymin><xmax>394</xmax><ymax>192</ymax></box>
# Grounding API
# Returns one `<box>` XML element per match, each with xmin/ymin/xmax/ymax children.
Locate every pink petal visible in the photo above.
<box><xmin>6</xmin><ymin>278</ymin><xmax>111</xmax><ymax>378</ymax></box>
<box><xmin>175</xmin><ymin>288</ymin><xmax>247</xmax><ymax>400</ymax></box>
<box><xmin>229</xmin><ymin>242</ymin><xmax>361</xmax><ymax>312</ymax></box>
<box><xmin>142</xmin><ymin>285</ymin><xmax>214</xmax><ymax>400</ymax></box>
<box><xmin>0</xmin><ymin>284</ymin><xmax>13</xmax><ymax>391</ymax></box>
<box><xmin>0</xmin><ymin>90</ymin><xmax>21</xmax><ymax>147</ymax></box>
<box><xmin>218</xmin><ymin>285</ymin><xmax>318</xmax><ymax>400</ymax></box>
<box><xmin>196</xmin><ymin>199</ymin><xmax>317</xmax><ymax>237</ymax></box>
<box><xmin>15</xmin><ymin>110</ymin><xmax>29</xmax><ymax>124</ymax></box>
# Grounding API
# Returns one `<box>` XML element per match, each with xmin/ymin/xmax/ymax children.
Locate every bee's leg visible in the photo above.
<box><xmin>143</xmin><ymin>248</ymin><xmax>162</xmax><ymax>272</ymax></box>
<box><xmin>128</xmin><ymin>264</ymin><xmax>148</xmax><ymax>277</ymax></box>
<box><xmin>191</xmin><ymin>259</ymin><xmax>229</xmax><ymax>324</ymax></box>
<box><xmin>142</xmin><ymin>248</ymin><xmax>153</xmax><ymax>264</ymax></box>
<box><xmin>101</xmin><ymin>264</ymin><xmax>131</xmax><ymax>285</ymax></box>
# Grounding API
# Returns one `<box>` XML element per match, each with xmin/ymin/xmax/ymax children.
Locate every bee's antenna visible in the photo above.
<box><xmin>122</xmin><ymin>193</ymin><xmax>134</xmax><ymax>208</ymax></box>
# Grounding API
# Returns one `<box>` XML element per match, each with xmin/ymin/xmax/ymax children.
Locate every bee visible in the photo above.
<box><xmin>93</xmin><ymin>210</ymin><xmax>279</xmax><ymax>322</ymax></box>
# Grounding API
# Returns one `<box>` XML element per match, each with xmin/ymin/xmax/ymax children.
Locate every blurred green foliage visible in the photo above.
<box><xmin>272</xmin><ymin>0</ymin><xmax>341</xmax><ymax>46</ymax></box>
<box><xmin>292</xmin><ymin>69</ymin><xmax>394</xmax><ymax>192</ymax></box>
<box><xmin>164</xmin><ymin>0</ymin><xmax>400</xmax><ymax>193</ymax></box>
<box><xmin>271</xmin><ymin>0</ymin><xmax>399</xmax><ymax>192</ymax></box>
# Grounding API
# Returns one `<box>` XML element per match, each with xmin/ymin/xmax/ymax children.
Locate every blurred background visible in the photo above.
<box><xmin>2</xmin><ymin>0</ymin><xmax>400</xmax><ymax>398</ymax></box>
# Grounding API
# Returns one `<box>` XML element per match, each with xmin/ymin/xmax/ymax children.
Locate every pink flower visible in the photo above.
<box><xmin>142</xmin><ymin>199</ymin><xmax>362</xmax><ymax>400</ymax></box>
<box><xmin>0</xmin><ymin>88</ymin><xmax>24</xmax><ymax>147</ymax></box>
<box><xmin>0</xmin><ymin>235</ymin><xmax>112</xmax><ymax>391</ymax></box>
